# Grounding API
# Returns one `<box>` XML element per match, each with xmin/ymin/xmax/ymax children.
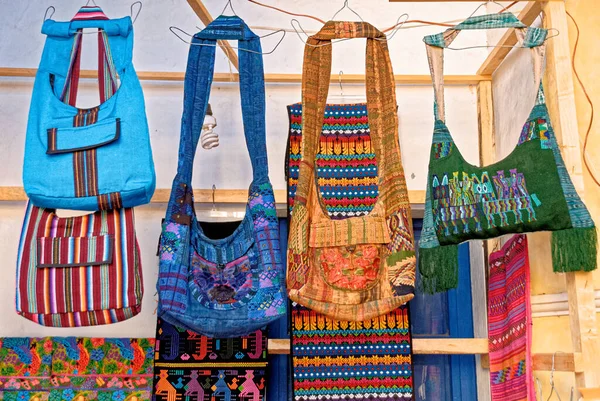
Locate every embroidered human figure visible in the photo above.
<box><xmin>184</xmin><ymin>370</ymin><xmax>205</xmax><ymax>401</ymax></box>
<box><xmin>211</xmin><ymin>370</ymin><xmax>231</xmax><ymax>401</ymax></box>
<box><xmin>238</xmin><ymin>370</ymin><xmax>264</xmax><ymax>401</ymax></box>
<box><xmin>155</xmin><ymin>370</ymin><xmax>179</xmax><ymax>401</ymax></box>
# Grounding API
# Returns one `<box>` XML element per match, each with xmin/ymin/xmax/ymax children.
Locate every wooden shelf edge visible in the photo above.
<box><xmin>0</xmin><ymin>68</ymin><xmax>490</xmax><ymax>85</ymax></box>
<box><xmin>0</xmin><ymin>187</ymin><xmax>426</xmax><ymax>205</ymax></box>
<box><xmin>268</xmin><ymin>338</ymin><xmax>489</xmax><ymax>355</ymax></box>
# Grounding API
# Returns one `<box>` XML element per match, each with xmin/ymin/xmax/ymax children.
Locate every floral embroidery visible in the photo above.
<box><xmin>319</xmin><ymin>245</ymin><xmax>381</xmax><ymax>291</ymax></box>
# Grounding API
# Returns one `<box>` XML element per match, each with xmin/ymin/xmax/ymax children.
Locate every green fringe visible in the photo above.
<box><xmin>551</xmin><ymin>226</ymin><xmax>598</xmax><ymax>273</ymax></box>
<box><xmin>418</xmin><ymin>245</ymin><xmax>459</xmax><ymax>294</ymax></box>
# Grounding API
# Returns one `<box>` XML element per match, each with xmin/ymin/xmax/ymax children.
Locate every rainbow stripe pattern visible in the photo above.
<box><xmin>287</xmin><ymin>103</ymin><xmax>378</xmax><ymax>219</ymax></box>
<box><xmin>16</xmin><ymin>203</ymin><xmax>143</xmax><ymax>327</ymax></box>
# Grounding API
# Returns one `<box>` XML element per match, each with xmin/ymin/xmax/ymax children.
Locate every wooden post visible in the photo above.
<box><xmin>475</xmin><ymin>80</ymin><xmax>494</xmax><ymax>401</ymax></box>
<box><xmin>543</xmin><ymin>1</ymin><xmax>600</xmax><ymax>392</ymax></box>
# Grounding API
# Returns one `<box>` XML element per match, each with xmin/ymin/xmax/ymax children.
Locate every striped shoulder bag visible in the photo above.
<box><xmin>15</xmin><ymin>203</ymin><xmax>143</xmax><ymax>327</ymax></box>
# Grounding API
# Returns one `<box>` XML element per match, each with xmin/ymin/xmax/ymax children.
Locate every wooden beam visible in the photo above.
<box><xmin>477</xmin><ymin>2</ymin><xmax>543</xmax><ymax>75</ymax></box>
<box><xmin>0</xmin><ymin>187</ymin><xmax>426</xmax><ymax>205</ymax></box>
<box><xmin>389</xmin><ymin>0</ymin><xmax>558</xmax><ymax>1</ymax></box>
<box><xmin>542</xmin><ymin>0</ymin><xmax>600</xmax><ymax>392</ymax></box>
<box><xmin>185</xmin><ymin>0</ymin><xmax>239</xmax><ymax>71</ymax></box>
<box><xmin>268</xmin><ymin>338</ymin><xmax>490</xmax><ymax>355</ymax></box>
<box><xmin>0</xmin><ymin>68</ymin><xmax>490</xmax><ymax>85</ymax></box>
<box><xmin>532</xmin><ymin>352</ymin><xmax>584</xmax><ymax>372</ymax></box>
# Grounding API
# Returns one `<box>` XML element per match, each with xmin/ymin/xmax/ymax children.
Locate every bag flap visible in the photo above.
<box><xmin>309</xmin><ymin>216</ymin><xmax>391</xmax><ymax>248</ymax></box>
<box><xmin>46</xmin><ymin>118</ymin><xmax>120</xmax><ymax>155</ymax></box>
<box><xmin>37</xmin><ymin>235</ymin><xmax>114</xmax><ymax>268</ymax></box>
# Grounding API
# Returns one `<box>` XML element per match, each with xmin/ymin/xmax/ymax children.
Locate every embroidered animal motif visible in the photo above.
<box><xmin>187</xmin><ymin>332</ymin><xmax>211</xmax><ymax>360</ymax></box>
<box><xmin>159</xmin><ymin>321</ymin><xmax>180</xmax><ymax>361</ymax></box>
<box><xmin>246</xmin><ymin>331</ymin><xmax>263</xmax><ymax>360</ymax></box>
<box><xmin>432</xmin><ymin>168</ymin><xmax>539</xmax><ymax>235</ymax></box>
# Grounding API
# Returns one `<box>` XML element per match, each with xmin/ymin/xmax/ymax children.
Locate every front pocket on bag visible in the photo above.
<box><xmin>315</xmin><ymin>244</ymin><xmax>383</xmax><ymax>291</ymax></box>
<box><xmin>188</xmin><ymin>252</ymin><xmax>259</xmax><ymax>310</ymax></box>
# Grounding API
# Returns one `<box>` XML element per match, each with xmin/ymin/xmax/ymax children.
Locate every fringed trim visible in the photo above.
<box><xmin>418</xmin><ymin>244</ymin><xmax>459</xmax><ymax>294</ymax></box>
<box><xmin>551</xmin><ymin>226</ymin><xmax>598</xmax><ymax>273</ymax></box>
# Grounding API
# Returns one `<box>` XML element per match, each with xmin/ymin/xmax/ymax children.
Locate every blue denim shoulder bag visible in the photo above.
<box><xmin>23</xmin><ymin>16</ymin><xmax>155</xmax><ymax>210</ymax></box>
<box><xmin>157</xmin><ymin>16</ymin><xmax>286</xmax><ymax>337</ymax></box>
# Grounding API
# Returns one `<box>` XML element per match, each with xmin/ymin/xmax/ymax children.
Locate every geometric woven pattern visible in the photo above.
<box><xmin>488</xmin><ymin>234</ymin><xmax>534</xmax><ymax>401</ymax></box>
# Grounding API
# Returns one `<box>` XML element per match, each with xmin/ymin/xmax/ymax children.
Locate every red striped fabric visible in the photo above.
<box><xmin>16</xmin><ymin>204</ymin><xmax>143</xmax><ymax>327</ymax></box>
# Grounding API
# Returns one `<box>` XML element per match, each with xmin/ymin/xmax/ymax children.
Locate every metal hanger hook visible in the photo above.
<box><xmin>43</xmin><ymin>5</ymin><xmax>56</xmax><ymax>22</ymax></box>
<box><xmin>386</xmin><ymin>13</ymin><xmax>409</xmax><ymax>41</ymax></box>
<box><xmin>85</xmin><ymin>0</ymin><xmax>98</xmax><ymax>6</ymax></box>
<box><xmin>212</xmin><ymin>184</ymin><xmax>217</xmax><ymax>211</ymax></box>
<box><xmin>338</xmin><ymin>71</ymin><xmax>344</xmax><ymax>97</ymax></box>
<box><xmin>131</xmin><ymin>1</ymin><xmax>142</xmax><ymax>24</ymax></box>
<box><xmin>468</xmin><ymin>1</ymin><xmax>508</xmax><ymax>19</ymax></box>
<box><xmin>331</xmin><ymin>0</ymin><xmax>363</xmax><ymax>22</ymax></box>
<box><xmin>221</xmin><ymin>0</ymin><xmax>237</xmax><ymax>16</ymax></box>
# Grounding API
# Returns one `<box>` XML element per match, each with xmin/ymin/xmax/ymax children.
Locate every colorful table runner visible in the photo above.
<box><xmin>0</xmin><ymin>337</ymin><xmax>154</xmax><ymax>401</ymax></box>
<box><xmin>488</xmin><ymin>234</ymin><xmax>534</xmax><ymax>401</ymax></box>
<box><xmin>152</xmin><ymin>318</ymin><xmax>268</xmax><ymax>401</ymax></box>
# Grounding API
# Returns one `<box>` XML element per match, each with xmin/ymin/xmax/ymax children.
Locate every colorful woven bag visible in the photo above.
<box><xmin>16</xmin><ymin>202</ymin><xmax>144</xmax><ymax>327</ymax></box>
<box><xmin>156</xmin><ymin>16</ymin><xmax>286</xmax><ymax>338</ymax></box>
<box><xmin>418</xmin><ymin>13</ymin><xmax>597</xmax><ymax>293</ymax></box>
<box><xmin>287</xmin><ymin>21</ymin><xmax>416</xmax><ymax>322</ymax></box>
<box><xmin>23</xmin><ymin>11</ymin><xmax>155</xmax><ymax>211</ymax></box>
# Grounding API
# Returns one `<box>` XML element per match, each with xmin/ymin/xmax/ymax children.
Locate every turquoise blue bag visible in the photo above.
<box><xmin>23</xmin><ymin>15</ymin><xmax>155</xmax><ymax>210</ymax></box>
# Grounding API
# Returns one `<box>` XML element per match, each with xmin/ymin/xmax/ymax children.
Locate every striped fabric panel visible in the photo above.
<box><xmin>36</xmin><ymin>235</ymin><xmax>114</xmax><ymax>268</ymax></box>
<box><xmin>71</xmin><ymin>6</ymin><xmax>109</xmax><ymax>21</ymax></box>
<box><xmin>309</xmin><ymin>216</ymin><xmax>390</xmax><ymax>248</ymax></box>
<box><xmin>47</xmin><ymin>128</ymin><xmax>58</xmax><ymax>153</ymax></box>
<box><xmin>16</xmin><ymin>204</ymin><xmax>143</xmax><ymax>327</ymax></box>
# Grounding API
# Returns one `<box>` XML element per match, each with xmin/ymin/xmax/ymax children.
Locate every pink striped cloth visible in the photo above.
<box><xmin>488</xmin><ymin>234</ymin><xmax>535</xmax><ymax>401</ymax></box>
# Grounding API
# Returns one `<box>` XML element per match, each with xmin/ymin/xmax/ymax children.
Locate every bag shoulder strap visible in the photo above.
<box><xmin>167</xmin><ymin>16</ymin><xmax>267</xmax><ymax>223</ymax></box>
<box><xmin>296</xmin><ymin>21</ymin><xmax>408</xmax><ymax>215</ymax></box>
<box><xmin>424</xmin><ymin>12</ymin><xmax>548</xmax><ymax>122</ymax></box>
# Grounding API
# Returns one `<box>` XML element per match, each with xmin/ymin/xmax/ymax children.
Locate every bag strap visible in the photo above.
<box><xmin>60</xmin><ymin>30</ymin><xmax>118</xmax><ymax>105</ymax></box>
<box><xmin>174</xmin><ymin>16</ymin><xmax>267</xmax><ymax>188</ymax></box>
<box><xmin>424</xmin><ymin>12</ymin><xmax>548</xmax><ymax>122</ymax></box>
<box><xmin>295</xmin><ymin>21</ymin><xmax>405</xmax><ymax>215</ymax></box>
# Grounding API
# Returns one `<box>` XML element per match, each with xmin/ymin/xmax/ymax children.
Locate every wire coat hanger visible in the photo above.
<box><xmin>290</xmin><ymin>14</ymin><xmax>408</xmax><ymax>48</ymax></box>
<box><xmin>546</xmin><ymin>352</ymin><xmax>563</xmax><ymax>401</ymax></box>
<box><xmin>43</xmin><ymin>1</ymin><xmax>143</xmax><ymax>30</ymax></box>
<box><xmin>169</xmin><ymin>26</ymin><xmax>286</xmax><ymax>55</ymax></box>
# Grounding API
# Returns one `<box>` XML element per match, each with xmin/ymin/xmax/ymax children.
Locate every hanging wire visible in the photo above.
<box><xmin>221</xmin><ymin>0</ymin><xmax>237</xmax><ymax>16</ymax></box>
<box><xmin>130</xmin><ymin>1</ymin><xmax>142</xmax><ymax>24</ymax></box>
<box><xmin>43</xmin><ymin>6</ymin><xmax>56</xmax><ymax>22</ymax></box>
<box><xmin>169</xmin><ymin>26</ymin><xmax>286</xmax><ymax>55</ymax></box>
<box><xmin>566</xmin><ymin>10</ymin><xmax>600</xmax><ymax>187</ymax></box>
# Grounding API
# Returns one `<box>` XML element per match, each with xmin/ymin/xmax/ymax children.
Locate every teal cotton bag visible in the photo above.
<box><xmin>23</xmin><ymin>15</ymin><xmax>155</xmax><ymax>211</ymax></box>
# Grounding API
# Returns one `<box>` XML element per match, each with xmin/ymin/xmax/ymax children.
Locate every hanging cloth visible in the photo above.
<box><xmin>287</xmin><ymin>21</ymin><xmax>416</xmax><ymax>322</ymax></box>
<box><xmin>488</xmin><ymin>234</ymin><xmax>535</xmax><ymax>401</ymax></box>
<box><xmin>152</xmin><ymin>318</ymin><xmax>268</xmax><ymax>401</ymax></box>
<box><xmin>156</xmin><ymin>16</ymin><xmax>286</xmax><ymax>337</ymax></box>
<box><xmin>286</xmin><ymin>102</ymin><xmax>413</xmax><ymax>401</ymax></box>
<box><xmin>418</xmin><ymin>12</ymin><xmax>597</xmax><ymax>293</ymax></box>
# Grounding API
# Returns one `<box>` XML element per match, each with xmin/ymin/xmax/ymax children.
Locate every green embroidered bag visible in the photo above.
<box><xmin>419</xmin><ymin>13</ymin><xmax>597</xmax><ymax>293</ymax></box>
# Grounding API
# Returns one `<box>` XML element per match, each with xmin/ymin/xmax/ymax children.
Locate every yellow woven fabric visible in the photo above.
<box><xmin>287</xmin><ymin>21</ymin><xmax>416</xmax><ymax>321</ymax></box>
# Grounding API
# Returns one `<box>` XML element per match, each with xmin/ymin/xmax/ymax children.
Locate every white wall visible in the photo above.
<box><xmin>0</xmin><ymin>0</ymin><xmax>490</xmax><ymax>338</ymax></box>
